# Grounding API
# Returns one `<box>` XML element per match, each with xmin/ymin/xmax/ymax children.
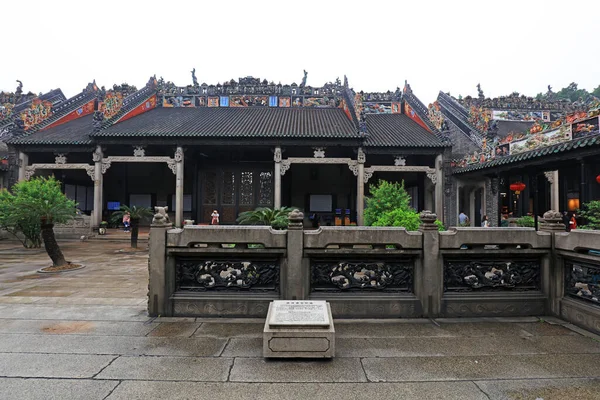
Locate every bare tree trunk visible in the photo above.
<box><xmin>41</xmin><ymin>223</ymin><xmax>67</xmax><ymax>266</ymax></box>
<box><xmin>131</xmin><ymin>218</ymin><xmax>139</xmax><ymax>249</ymax></box>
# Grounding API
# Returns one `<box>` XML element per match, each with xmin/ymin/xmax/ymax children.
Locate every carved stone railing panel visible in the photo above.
<box><xmin>311</xmin><ymin>259</ymin><xmax>413</xmax><ymax>293</ymax></box>
<box><xmin>304</xmin><ymin>227</ymin><xmax>423</xmax><ymax>250</ymax></box>
<box><xmin>555</xmin><ymin>230</ymin><xmax>600</xmax><ymax>253</ymax></box>
<box><xmin>444</xmin><ymin>259</ymin><xmax>541</xmax><ymax>292</ymax></box>
<box><xmin>167</xmin><ymin>225</ymin><xmax>287</xmax><ymax>249</ymax></box>
<box><xmin>439</xmin><ymin>228</ymin><xmax>551</xmax><ymax>249</ymax></box>
<box><xmin>564</xmin><ymin>260</ymin><xmax>600</xmax><ymax>306</ymax></box>
<box><xmin>175</xmin><ymin>258</ymin><xmax>279</xmax><ymax>292</ymax></box>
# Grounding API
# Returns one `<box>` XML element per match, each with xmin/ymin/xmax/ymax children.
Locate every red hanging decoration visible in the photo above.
<box><xmin>509</xmin><ymin>182</ymin><xmax>527</xmax><ymax>192</ymax></box>
<box><xmin>596</xmin><ymin>174</ymin><xmax>600</xmax><ymax>184</ymax></box>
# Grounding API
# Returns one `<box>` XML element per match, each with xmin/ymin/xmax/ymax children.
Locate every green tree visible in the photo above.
<box><xmin>0</xmin><ymin>189</ymin><xmax>42</xmax><ymax>248</ymax></box>
<box><xmin>592</xmin><ymin>85</ymin><xmax>600</xmax><ymax>98</ymax></box>
<box><xmin>110</xmin><ymin>205</ymin><xmax>153</xmax><ymax>248</ymax></box>
<box><xmin>236</xmin><ymin>207</ymin><xmax>296</xmax><ymax>229</ymax></box>
<box><xmin>364</xmin><ymin>180</ymin><xmax>412</xmax><ymax>226</ymax></box>
<box><xmin>555</xmin><ymin>82</ymin><xmax>590</xmax><ymax>102</ymax></box>
<box><xmin>0</xmin><ymin>177</ymin><xmax>76</xmax><ymax>266</ymax></box>
<box><xmin>578</xmin><ymin>201</ymin><xmax>600</xmax><ymax>230</ymax></box>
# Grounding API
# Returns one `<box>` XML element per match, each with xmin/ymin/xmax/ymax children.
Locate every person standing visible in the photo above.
<box><xmin>459</xmin><ymin>211</ymin><xmax>469</xmax><ymax>225</ymax></box>
<box><xmin>570</xmin><ymin>213</ymin><xmax>578</xmax><ymax>230</ymax></box>
<box><xmin>122</xmin><ymin>212</ymin><xmax>131</xmax><ymax>232</ymax></box>
<box><xmin>481</xmin><ymin>215</ymin><xmax>490</xmax><ymax>227</ymax></box>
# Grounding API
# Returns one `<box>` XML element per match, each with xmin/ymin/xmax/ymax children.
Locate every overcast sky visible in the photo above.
<box><xmin>2</xmin><ymin>0</ymin><xmax>598</xmax><ymax>104</ymax></box>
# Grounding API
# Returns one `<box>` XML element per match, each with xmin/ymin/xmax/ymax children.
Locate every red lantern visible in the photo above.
<box><xmin>509</xmin><ymin>182</ymin><xmax>527</xmax><ymax>193</ymax></box>
<box><xmin>596</xmin><ymin>174</ymin><xmax>600</xmax><ymax>184</ymax></box>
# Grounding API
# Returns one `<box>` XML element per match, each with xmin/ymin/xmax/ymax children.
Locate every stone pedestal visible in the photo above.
<box><xmin>263</xmin><ymin>300</ymin><xmax>335</xmax><ymax>358</ymax></box>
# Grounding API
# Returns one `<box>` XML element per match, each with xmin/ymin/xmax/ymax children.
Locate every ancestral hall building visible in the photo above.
<box><xmin>0</xmin><ymin>74</ymin><xmax>449</xmax><ymax>228</ymax></box>
<box><xmin>2</xmin><ymin>74</ymin><xmax>599</xmax><ymax>229</ymax></box>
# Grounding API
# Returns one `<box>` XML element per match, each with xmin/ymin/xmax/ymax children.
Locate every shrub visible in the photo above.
<box><xmin>237</xmin><ymin>207</ymin><xmax>296</xmax><ymax>229</ymax></box>
<box><xmin>578</xmin><ymin>201</ymin><xmax>600</xmax><ymax>230</ymax></box>
<box><xmin>434</xmin><ymin>219</ymin><xmax>446</xmax><ymax>231</ymax></box>
<box><xmin>516</xmin><ymin>216</ymin><xmax>535</xmax><ymax>227</ymax></box>
<box><xmin>364</xmin><ymin>180</ymin><xmax>412</xmax><ymax>226</ymax></box>
<box><xmin>371</xmin><ymin>208</ymin><xmax>421</xmax><ymax>230</ymax></box>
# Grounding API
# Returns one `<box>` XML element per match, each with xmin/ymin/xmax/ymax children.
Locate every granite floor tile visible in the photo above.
<box><xmin>96</xmin><ymin>356</ymin><xmax>232</xmax><ymax>381</ymax></box>
<box><xmin>0</xmin><ymin>378</ymin><xmax>118</xmax><ymax>400</ymax></box>
<box><xmin>0</xmin><ymin>353</ymin><xmax>115</xmax><ymax>378</ymax></box>
<box><xmin>362</xmin><ymin>354</ymin><xmax>600</xmax><ymax>382</ymax></box>
<box><xmin>107</xmin><ymin>381</ymin><xmax>487</xmax><ymax>400</ymax></box>
<box><xmin>229</xmin><ymin>358</ymin><xmax>366</xmax><ymax>382</ymax></box>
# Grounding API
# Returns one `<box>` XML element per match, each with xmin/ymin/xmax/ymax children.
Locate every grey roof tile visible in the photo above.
<box><xmin>364</xmin><ymin>114</ymin><xmax>445</xmax><ymax>148</ymax></box>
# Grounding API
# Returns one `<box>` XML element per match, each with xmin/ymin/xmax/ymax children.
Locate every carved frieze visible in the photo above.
<box><xmin>357</xmin><ymin>148</ymin><xmax>366</xmax><ymax>164</ymax></box>
<box><xmin>313</xmin><ymin>147</ymin><xmax>325</xmax><ymax>158</ymax></box>
<box><xmin>25</xmin><ymin>163</ymin><xmax>95</xmax><ymax>181</ymax></box>
<box><xmin>54</xmin><ymin>154</ymin><xmax>67</xmax><ymax>164</ymax></box>
<box><xmin>444</xmin><ymin>260</ymin><xmax>541</xmax><ymax>292</ymax></box>
<box><xmin>280</xmin><ymin>160</ymin><xmax>291</xmax><ymax>176</ymax></box>
<box><xmin>133</xmin><ymin>146</ymin><xmax>145</xmax><ymax>157</ymax></box>
<box><xmin>565</xmin><ymin>260</ymin><xmax>600</xmax><ymax>305</ymax></box>
<box><xmin>363</xmin><ymin>166</ymin><xmax>436</xmax><ymax>183</ymax></box>
<box><xmin>394</xmin><ymin>156</ymin><xmax>406</xmax><ymax>166</ymax></box>
<box><xmin>311</xmin><ymin>260</ymin><xmax>413</xmax><ymax>292</ymax></box>
<box><xmin>176</xmin><ymin>259</ymin><xmax>279</xmax><ymax>292</ymax></box>
<box><xmin>100</xmin><ymin>156</ymin><xmax>178</xmax><ymax>175</ymax></box>
<box><xmin>544</xmin><ymin>171</ymin><xmax>555</xmax><ymax>184</ymax></box>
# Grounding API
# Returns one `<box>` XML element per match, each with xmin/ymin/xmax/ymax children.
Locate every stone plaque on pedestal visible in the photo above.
<box><xmin>263</xmin><ymin>300</ymin><xmax>335</xmax><ymax>358</ymax></box>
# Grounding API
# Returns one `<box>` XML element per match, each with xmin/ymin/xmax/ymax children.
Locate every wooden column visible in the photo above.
<box><xmin>274</xmin><ymin>146</ymin><xmax>282</xmax><ymax>209</ymax></box>
<box><xmin>356</xmin><ymin>148</ymin><xmax>365</xmax><ymax>226</ymax></box>
<box><xmin>175</xmin><ymin>147</ymin><xmax>184</xmax><ymax>228</ymax></box>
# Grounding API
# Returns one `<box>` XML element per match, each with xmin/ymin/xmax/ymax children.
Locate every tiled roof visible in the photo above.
<box><xmin>93</xmin><ymin>107</ymin><xmax>360</xmax><ymax>139</ymax></box>
<box><xmin>364</xmin><ymin>114</ymin><xmax>446</xmax><ymax>148</ymax></box>
<box><xmin>8</xmin><ymin>115</ymin><xmax>93</xmax><ymax>145</ymax></box>
<box><xmin>453</xmin><ymin>133</ymin><xmax>600</xmax><ymax>174</ymax></box>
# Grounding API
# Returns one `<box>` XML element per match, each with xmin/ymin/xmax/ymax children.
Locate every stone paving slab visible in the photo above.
<box><xmin>221</xmin><ymin>335</ymin><xmax>600</xmax><ymax>358</ymax></box>
<box><xmin>193</xmin><ymin>322</ymin><xmax>264</xmax><ymax>338</ymax></box>
<box><xmin>335</xmin><ymin>335</ymin><xmax>600</xmax><ymax>357</ymax></box>
<box><xmin>0</xmin><ymin>333</ymin><xmax>227</xmax><ymax>356</ymax></box>
<box><xmin>147</xmin><ymin>322</ymin><xmax>202</xmax><ymax>337</ymax></box>
<box><xmin>106</xmin><ymin>381</ymin><xmax>488</xmax><ymax>400</ymax></box>
<box><xmin>96</xmin><ymin>356</ymin><xmax>233</xmax><ymax>381</ymax></box>
<box><xmin>362</xmin><ymin>354</ymin><xmax>600</xmax><ymax>382</ymax></box>
<box><xmin>229</xmin><ymin>358</ymin><xmax>367</xmax><ymax>382</ymax></box>
<box><xmin>474</xmin><ymin>378</ymin><xmax>600</xmax><ymax>400</ymax></box>
<box><xmin>0</xmin><ymin>305</ymin><xmax>149</xmax><ymax>321</ymax></box>
<box><xmin>0</xmin><ymin>353</ymin><xmax>115</xmax><ymax>378</ymax></box>
<box><xmin>0</xmin><ymin>319</ymin><xmax>157</xmax><ymax>336</ymax></box>
<box><xmin>0</xmin><ymin>378</ymin><xmax>119</xmax><ymax>400</ymax></box>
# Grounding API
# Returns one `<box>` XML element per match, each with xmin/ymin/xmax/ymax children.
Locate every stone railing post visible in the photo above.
<box><xmin>174</xmin><ymin>147</ymin><xmax>184</xmax><ymax>228</ymax></box>
<box><xmin>418</xmin><ymin>210</ymin><xmax>442</xmax><ymax>317</ymax></box>
<box><xmin>538</xmin><ymin>210</ymin><xmax>566</xmax><ymax>315</ymax></box>
<box><xmin>147</xmin><ymin>210</ymin><xmax>173</xmax><ymax>317</ymax></box>
<box><xmin>282</xmin><ymin>209</ymin><xmax>307</xmax><ymax>300</ymax></box>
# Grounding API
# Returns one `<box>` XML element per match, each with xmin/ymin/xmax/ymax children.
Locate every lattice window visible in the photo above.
<box><xmin>222</xmin><ymin>171</ymin><xmax>236</xmax><ymax>205</ymax></box>
<box><xmin>258</xmin><ymin>171</ymin><xmax>273</xmax><ymax>206</ymax></box>
<box><xmin>240</xmin><ymin>171</ymin><xmax>254</xmax><ymax>205</ymax></box>
<box><xmin>202</xmin><ymin>171</ymin><xmax>217</xmax><ymax>205</ymax></box>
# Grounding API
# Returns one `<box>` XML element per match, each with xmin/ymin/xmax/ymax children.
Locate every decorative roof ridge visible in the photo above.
<box><xmin>452</xmin><ymin>132</ymin><xmax>600</xmax><ymax>174</ymax></box>
<box><xmin>99</xmin><ymin>76</ymin><xmax>158</xmax><ymax>129</ymax></box>
<box><xmin>19</xmin><ymin>81</ymin><xmax>98</xmax><ymax>135</ymax></box>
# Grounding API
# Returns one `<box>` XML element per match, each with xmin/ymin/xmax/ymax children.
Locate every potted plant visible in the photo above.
<box><xmin>98</xmin><ymin>221</ymin><xmax>108</xmax><ymax>235</ymax></box>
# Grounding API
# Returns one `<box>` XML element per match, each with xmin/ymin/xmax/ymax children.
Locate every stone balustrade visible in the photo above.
<box><xmin>147</xmin><ymin>210</ymin><xmax>600</xmax><ymax>334</ymax></box>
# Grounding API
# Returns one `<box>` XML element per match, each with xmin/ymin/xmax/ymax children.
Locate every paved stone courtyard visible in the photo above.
<box><xmin>1</xmin><ymin>240</ymin><xmax>600</xmax><ymax>399</ymax></box>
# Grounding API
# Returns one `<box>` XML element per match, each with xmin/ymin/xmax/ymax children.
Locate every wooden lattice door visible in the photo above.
<box><xmin>199</xmin><ymin>168</ymin><xmax>273</xmax><ymax>224</ymax></box>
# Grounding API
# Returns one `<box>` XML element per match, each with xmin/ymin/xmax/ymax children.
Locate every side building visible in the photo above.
<box><xmin>430</xmin><ymin>86</ymin><xmax>600</xmax><ymax>227</ymax></box>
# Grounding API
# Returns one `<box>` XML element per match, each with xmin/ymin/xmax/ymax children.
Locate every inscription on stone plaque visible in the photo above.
<box><xmin>268</xmin><ymin>300</ymin><xmax>330</xmax><ymax>327</ymax></box>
